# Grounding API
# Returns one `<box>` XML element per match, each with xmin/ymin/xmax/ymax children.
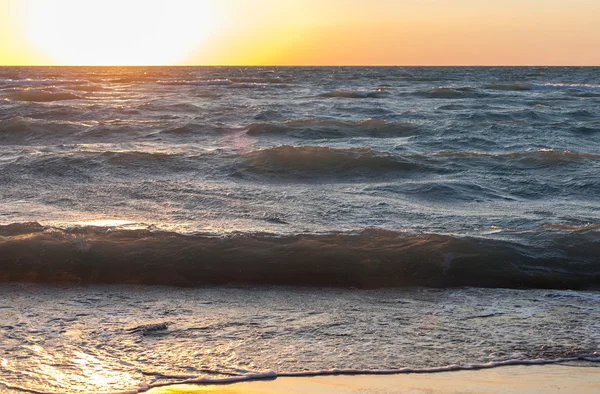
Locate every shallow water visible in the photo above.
<box><xmin>0</xmin><ymin>285</ymin><xmax>598</xmax><ymax>393</ymax></box>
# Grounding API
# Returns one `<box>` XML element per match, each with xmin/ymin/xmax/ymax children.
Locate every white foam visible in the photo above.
<box><xmin>158</xmin><ymin>79</ymin><xmax>233</xmax><ymax>86</ymax></box>
<box><xmin>139</xmin><ymin>371</ymin><xmax>278</xmax><ymax>392</ymax></box>
<box><xmin>530</xmin><ymin>83</ymin><xmax>600</xmax><ymax>91</ymax></box>
<box><xmin>278</xmin><ymin>355</ymin><xmax>599</xmax><ymax>377</ymax></box>
<box><xmin>135</xmin><ymin>356</ymin><xmax>599</xmax><ymax>393</ymax></box>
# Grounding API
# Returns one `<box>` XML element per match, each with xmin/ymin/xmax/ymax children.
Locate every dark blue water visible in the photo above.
<box><xmin>0</xmin><ymin>67</ymin><xmax>599</xmax><ymax>288</ymax></box>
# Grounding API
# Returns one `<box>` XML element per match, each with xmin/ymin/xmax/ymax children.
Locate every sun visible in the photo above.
<box><xmin>23</xmin><ymin>0</ymin><xmax>216</xmax><ymax>65</ymax></box>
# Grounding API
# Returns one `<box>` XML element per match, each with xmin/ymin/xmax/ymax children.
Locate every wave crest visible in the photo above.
<box><xmin>9</xmin><ymin>89</ymin><xmax>83</xmax><ymax>102</ymax></box>
<box><xmin>320</xmin><ymin>89</ymin><xmax>391</xmax><ymax>99</ymax></box>
<box><xmin>158</xmin><ymin>79</ymin><xmax>233</xmax><ymax>86</ymax></box>
<box><xmin>246</xmin><ymin>119</ymin><xmax>418</xmax><ymax>138</ymax></box>
<box><xmin>415</xmin><ymin>87</ymin><xmax>485</xmax><ymax>99</ymax></box>
<box><xmin>243</xmin><ymin>145</ymin><xmax>421</xmax><ymax>177</ymax></box>
<box><xmin>0</xmin><ymin>117</ymin><xmax>86</xmax><ymax>142</ymax></box>
<box><xmin>0</xmin><ymin>225</ymin><xmax>598</xmax><ymax>289</ymax></box>
<box><xmin>431</xmin><ymin>149</ymin><xmax>600</xmax><ymax>166</ymax></box>
<box><xmin>484</xmin><ymin>83</ymin><xmax>533</xmax><ymax>91</ymax></box>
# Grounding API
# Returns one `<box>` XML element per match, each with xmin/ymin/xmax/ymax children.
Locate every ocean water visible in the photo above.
<box><xmin>0</xmin><ymin>67</ymin><xmax>599</xmax><ymax>392</ymax></box>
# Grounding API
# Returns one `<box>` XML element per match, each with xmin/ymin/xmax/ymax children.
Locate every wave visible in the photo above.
<box><xmin>4</xmin><ymin>146</ymin><xmax>597</xmax><ymax>184</ymax></box>
<box><xmin>415</xmin><ymin>82</ymin><xmax>600</xmax><ymax>97</ymax></box>
<box><xmin>109</xmin><ymin>76</ymin><xmax>156</xmax><ymax>84</ymax></box>
<box><xmin>462</xmin><ymin>109</ymin><xmax>551</xmax><ymax>122</ymax></box>
<box><xmin>0</xmin><ymin>116</ymin><xmax>87</xmax><ymax>141</ymax></box>
<box><xmin>246</xmin><ymin>119</ymin><xmax>418</xmax><ymax>138</ymax></box>
<box><xmin>63</xmin><ymin>84</ymin><xmax>106</xmax><ymax>92</ymax></box>
<box><xmin>4</xmin><ymin>149</ymin><xmax>208</xmax><ymax>180</ymax></box>
<box><xmin>502</xmin><ymin>149</ymin><xmax>600</xmax><ymax>165</ymax></box>
<box><xmin>572</xmin><ymin>126</ymin><xmax>600</xmax><ymax>134</ymax></box>
<box><xmin>483</xmin><ymin>83</ymin><xmax>533</xmax><ymax>91</ymax></box>
<box><xmin>158</xmin><ymin>79</ymin><xmax>233</xmax><ymax>86</ymax></box>
<box><xmin>437</xmin><ymin>104</ymin><xmax>469</xmax><ymax>111</ymax></box>
<box><xmin>533</xmin><ymin>83</ymin><xmax>600</xmax><ymax>92</ymax></box>
<box><xmin>242</xmin><ymin>145</ymin><xmax>425</xmax><ymax>177</ymax></box>
<box><xmin>0</xmin><ymin>78</ymin><xmax>90</xmax><ymax>89</ymax></box>
<box><xmin>430</xmin><ymin>149</ymin><xmax>600</xmax><ymax>166</ymax></box>
<box><xmin>229</xmin><ymin>77</ymin><xmax>289</xmax><ymax>84</ymax></box>
<box><xmin>373</xmin><ymin>181</ymin><xmax>516</xmax><ymax>202</ymax></box>
<box><xmin>0</xmin><ymin>117</ymin><xmax>177</xmax><ymax>144</ymax></box>
<box><xmin>566</xmin><ymin>110</ymin><xmax>598</xmax><ymax>120</ymax></box>
<box><xmin>571</xmin><ymin>92</ymin><xmax>600</xmax><ymax>98</ymax></box>
<box><xmin>414</xmin><ymin>87</ymin><xmax>486</xmax><ymax>99</ymax></box>
<box><xmin>8</xmin><ymin>89</ymin><xmax>83</xmax><ymax>102</ymax></box>
<box><xmin>156</xmin><ymin>121</ymin><xmax>244</xmax><ymax>135</ymax></box>
<box><xmin>232</xmin><ymin>82</ymin><xmax>290</xmax><ymax>89</ymax></box>
<box><xmin>0</xmin><ymin>225</ymin><xmax>598</xmax><ymax>289</ymax></box>
<box><xmin>320</xmin><ymin>89</ymin><xmax>391</xmax><ymax>99</ymax></box>
<box><xmin>483</xmin><ymin>82</ymin><xmax>600</xmax><ymax>93</ymax></box>
<box><xmin>158</xmin><ymin>79</ymin><xmax>291</xmax><ymax>89</ymax></box>
<box><xmin>159</xmin><ymin>124</ymin><xmax>206</xmax><ymax>135</ymax></box>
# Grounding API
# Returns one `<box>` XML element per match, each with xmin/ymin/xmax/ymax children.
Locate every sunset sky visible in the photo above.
<box><xmin>1</xmin><ymin>0</ymin><xmax>599</xmax><ymax>66</ymax></box>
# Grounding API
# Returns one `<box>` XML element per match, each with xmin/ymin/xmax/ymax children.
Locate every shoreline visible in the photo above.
<box><xmin>147</xmin><ymin>364</ymin><xmax>600</xmax><ymax>394</ymax></box>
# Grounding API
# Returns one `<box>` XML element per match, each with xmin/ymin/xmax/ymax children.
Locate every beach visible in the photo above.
<box><xmin>149</xmin><ymin>365</ymin><xmax>600</xmax><ymax>394</ymax></box>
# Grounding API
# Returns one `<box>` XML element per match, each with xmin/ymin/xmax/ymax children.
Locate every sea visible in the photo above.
<box><xmin>0</xmin><ymin>66</ymin><xmax>599</xmax><ymax>393</ymax></box>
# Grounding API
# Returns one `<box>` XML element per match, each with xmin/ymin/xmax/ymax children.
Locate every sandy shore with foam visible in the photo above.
<box><xmin>147</xmin><ymin>364</ymin><xmax>599</xmax><ymax>393</ymax></box>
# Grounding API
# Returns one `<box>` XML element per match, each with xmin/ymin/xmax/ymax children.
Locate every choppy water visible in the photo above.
<box><xmin>1</xmin><ymin>66</ymin><xmax>599</xmax><ymax>288</ymax></box>
<box><xmin>1</xmin><ymin>67</ymin><xmax>599</xmax><ymax>392</ymax></box>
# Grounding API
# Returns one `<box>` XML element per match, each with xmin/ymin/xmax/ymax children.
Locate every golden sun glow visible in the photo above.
<box><xmin>1</xmin><ymin>0</ymin><xmax>599</xmax><ymax>65</ymax></box>
<box><xmin>23</xmin><ymin>0</ymin><xmax>216</xmax><ymax>65</ymax></box>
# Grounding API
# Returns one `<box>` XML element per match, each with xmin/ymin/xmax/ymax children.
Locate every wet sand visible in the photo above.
<box><xmin>147</xmin><ymin>364</ymin><xmax>600</xmax><ymax>393</ymax></box>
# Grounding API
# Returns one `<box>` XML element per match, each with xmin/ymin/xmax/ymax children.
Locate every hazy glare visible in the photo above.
<box><xmin>1</xmin><ymin>0</ymin><xmax>599</xmax><ymax>65</ymax></box>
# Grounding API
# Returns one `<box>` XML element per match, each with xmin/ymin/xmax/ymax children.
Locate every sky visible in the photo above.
<box><xmin>1</xmin><ymin>0</ymin><xmax>599</xmax><ymax>66</ymax></box>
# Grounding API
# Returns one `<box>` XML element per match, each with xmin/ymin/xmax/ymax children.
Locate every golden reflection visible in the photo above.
<box><xmin>71</xmin><ymin>219</ymin><xmax>134</xmax><ymax>227</ymax></box>
<box><xmin>72</xmin><ymin>351</ymin><xmax>140</xmax><ymax>392</ymax></box>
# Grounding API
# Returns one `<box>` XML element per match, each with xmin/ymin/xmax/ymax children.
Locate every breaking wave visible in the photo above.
<box><xmin>0</xmin><ymin>224</ymin><xmax>598</xmax><ymax>289</ymax></box>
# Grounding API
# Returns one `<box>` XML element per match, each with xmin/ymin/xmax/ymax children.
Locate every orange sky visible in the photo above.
<box><xmin>1</xmin><ymin>0</ymin><xmax>599</xmax><ymax>65</ymax></box>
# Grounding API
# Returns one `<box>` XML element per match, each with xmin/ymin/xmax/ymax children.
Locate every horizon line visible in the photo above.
<box><xmin>1</xmin><ymin>64</ymin><xmax>599</xmax><ymax>68</ymax></box>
